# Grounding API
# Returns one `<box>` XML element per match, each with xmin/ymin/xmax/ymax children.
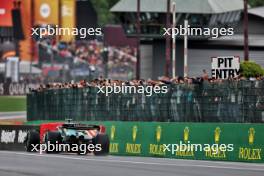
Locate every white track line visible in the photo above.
<box><xmin>0</xmin><ymin>116</ymin><xmax>26</xmax><ymax>120</ymax></box>
<box><xmin>106</xmin><ymin>155</ymin><xmax>264</xmax><ymax>167</ymax></box>
<box><xmin>0</xmin><ymin>151</ymin><xmax>263</xmax><ymax>171</ymax></box>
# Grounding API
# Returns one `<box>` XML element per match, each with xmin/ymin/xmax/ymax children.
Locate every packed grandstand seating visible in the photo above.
<box><xmin>38</xmin><ymin>39</ymin><xmax>136</xmax><ymax>82</ymax></box>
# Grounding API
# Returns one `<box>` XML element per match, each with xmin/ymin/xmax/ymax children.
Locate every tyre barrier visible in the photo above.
<box><xmin>0</xmin><ymin>125</ymin><xmax>39</xmax><ymax>151</ymax></box>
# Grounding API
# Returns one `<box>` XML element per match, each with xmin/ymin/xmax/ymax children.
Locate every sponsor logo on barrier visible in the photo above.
<box><xmin>149</xmin><ymin>144</ymin><xmax>166</xmax><ymax>156</ymax></box>
<box><xmin>132</xmin><ymin>125</ymin><xmax>138</xmax><ymax>142</ymax></box>
<box><xmin>156</xmin><ymin>126</ymin><xmax>162</xmax><ymax>143</ymax></box>
<box><xmin>126</xmin><ymin>126</ymin><xmax>141</xmax><ymax>154</ymax></box>
<box><xmin>149</xmin><ymin>126</ymin><xmax>165</xmax><ymax>156</ymax></box>
<box><xmin>17</xmin><ymin>130</ymin><xmax>28</xmax><ymax>143</ymax></box>
<box><xmin>175</xmin><ymin>146</ymin><xmax>195</xmax><ymax>157</ymax></box>
<box><xmin>204</xmin><ymin>127</ymin><xmax>227</xmax><ymax>159</ymax></box>
<box><xmin>239</xmin><ymin>148</ymin><xmax>262</xmax><ymax>160</ymax></box>
<box><xmin>110</xmin><ymin>125</ymin><xmax>115</xmax><ymax>140</ymax></box>
<box><xmin>109</xmin><ymin>125</ymin><xmax>119</xmax><ymax>153</ymax></box>
<box><xmin>126</xmin><ymin>143</ymin><xmax>141</xmax><ymax>154</ymax></box>
<box><xmin>0</xmin><ymin>126</ymin><xmax>37</xmax><ymax>151</ymax></box>
<box><xmin>214</xmin><ymin>127</ymin><xmax>221</xmax><ymax>144</ymax></box>
<box><xmin>1</xmin><ymin>130</ymin><xmax>16</xmax><ymax>144</ymax></box>
<box><xmin>110</xmin><ymin>143</ymin><xmax>119</xmax><ymax>153</ymax></box>
<box><xmin>238</xmin><ymin>128</ymin><xmax>262</xmax><ymax>160</ymax></box>
<box><xmin>184</xmin><ymin>127</ymin><xmax>189</xmax><ymax>143</ymax></box>
<box><xmin>249</xmin><ymin>128</ymin><xmax>255</xmax><ymax>145</ymax></box>
<box><xmin>175</xmin><ymin>127</ymin><xmax>194</xmax><ymax>157</ymax></box>
<box><xmin>205</xmin><ymin>146</ymin><xmax>227</xmax><ymax>159</ymax></box>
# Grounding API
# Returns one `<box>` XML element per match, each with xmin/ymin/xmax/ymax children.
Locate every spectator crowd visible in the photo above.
<box><xmin>38</xmin><ymin>39</ymin><xmax>136</xmax><ymax>82</ymax></box>
<box><xmin>30</xmin><ymin>72</ymin><xmax>264</xmax><ymax>92</ymax></box>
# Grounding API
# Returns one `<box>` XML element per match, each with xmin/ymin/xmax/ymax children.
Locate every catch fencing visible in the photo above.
<box><xmin>27</xmin><ymin>80</ymin><xmax>264</xmax><ymax>123</ymax></box>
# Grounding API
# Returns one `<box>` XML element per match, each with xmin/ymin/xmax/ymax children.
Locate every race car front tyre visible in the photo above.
<box><xmin>94</xmin><ymin>134</ymin><xmax>110</xmax><ymax>156</ymax></box>
<box><xmin>25</xmin><ymin>130</ymin><xmax>40</xmax><ymax>152</ymax></box>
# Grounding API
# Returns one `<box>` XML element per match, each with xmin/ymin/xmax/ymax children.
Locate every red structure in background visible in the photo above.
<box><xmin>0</xmin><ymin>1</ymin><xmax>13</xmax><ymax>27</ymax></box>
<box><xmin>104</xmin><ymin>25</ymin><xmax>137</xmax><ymax>47</ymax></box>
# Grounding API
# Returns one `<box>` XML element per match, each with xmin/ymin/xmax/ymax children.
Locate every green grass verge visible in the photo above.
<box><xmin>0</xmin><ymin>96</ymin><xmax>26</xmax><ymax>112</ymax></box>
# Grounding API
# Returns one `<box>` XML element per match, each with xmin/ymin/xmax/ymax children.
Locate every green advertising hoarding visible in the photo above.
<box><xmin>25</xmin><ymin>121</ymin><xmax>264</xmax><ymax>162</ymax></box>
<box><xmin>99</xmin><ymin>122</ymin><xmax>263</xmax><ymax>163</ymax></box>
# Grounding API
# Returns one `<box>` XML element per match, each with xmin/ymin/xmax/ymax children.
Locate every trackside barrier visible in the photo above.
<box><xmin>0</xmin><ymin>125</ymin><xmax>38</xmax><ymax>151</ymax></box>
<box><xmin>95</xmin><ymin>121</ymin><xmax>263</xmax><ymax>163</ymax></box>
<box><xmin>24</xmin><ymin>121</ymin><xmax>264</xmax><ymax>163</ymax></box>
<box><xmin>5</xmin><ymin>122</ymin><xmax>264</xmax><ymax>163</ymax></box>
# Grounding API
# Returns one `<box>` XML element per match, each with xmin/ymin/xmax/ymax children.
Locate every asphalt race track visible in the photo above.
<box><xmin>0</xmin><ymin>112</ymin><xmax>26</xmax><ymax>120</ymax></box>
<box><xmin>0</xmin><ymin>151</ymin><xmax>263</xmax><ymax>176</ymax></box>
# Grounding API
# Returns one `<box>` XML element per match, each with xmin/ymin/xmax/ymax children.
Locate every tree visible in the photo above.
<box><xmin>249</xmin><ymin>0</ymin><xmax>264</xmax><ymax>7</ymax></box>
<box><xmin>91</xmin><ymin>0</ymin><xmax>119</xmax><ymax>26</ymax></box>
<box><xmin>240</xmin><ymin>61</ymin><xmax>264</xmax><ymax>78</ymax></box>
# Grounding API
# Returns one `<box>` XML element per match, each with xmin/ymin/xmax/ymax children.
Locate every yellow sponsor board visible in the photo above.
<box><xmin>60</xmin><ymin>0</ymin><xmax>76</xmax><ymax>41</ymax></box>
<box><xmin>34</xmin><ymin>0</ymin><xmax>59</xmax><ymax>25</ymax></box>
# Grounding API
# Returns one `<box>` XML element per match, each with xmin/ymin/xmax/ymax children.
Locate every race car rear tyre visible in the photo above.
<box><xmin>44</xmin><ymin>131</ymin><xmax>62</xmax><ymax>153</ymax></box>
<box><xmin>77</xmin><ymin>140</ymin><xmax>87</xmax><ymax>155</ymax></box>
<box><xmin>25</xmin><ymin>130</ymin><xmax>40</xmax><ymax>152</ymax></box>
<box><xmin>94</xmin><ymin>134</ymin><xmax>109</xmax><ymax>156</ymax></box>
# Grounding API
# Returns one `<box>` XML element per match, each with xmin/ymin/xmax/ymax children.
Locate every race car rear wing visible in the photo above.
<box><xmin>61</xmin><ymin>123</ymin><xmax>100</xmax><ymax>131</ymax></box>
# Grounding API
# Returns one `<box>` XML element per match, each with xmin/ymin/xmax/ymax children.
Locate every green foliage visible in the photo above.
<box><xmin>91</xmin><ymin>0</ymin><xmax>119</xmax><ymax>26</ymax></box>
<box><xmin>249</xmin><ymin>0</ymin><xmax>264</xmax><ymax>7</ymax></box>
<box><xmin>240</xmin><ymin>61</ymin><xmax>264</xmax><ymax>78</ymax></box>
